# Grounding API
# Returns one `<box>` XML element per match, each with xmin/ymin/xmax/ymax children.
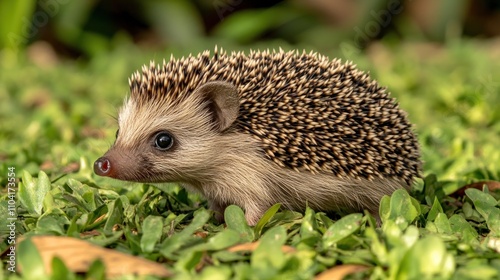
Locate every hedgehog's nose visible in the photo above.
<box><xmin>94</xmin><ymin>157</ymin><xmax>113</xmax><ymax>177</ymax></box>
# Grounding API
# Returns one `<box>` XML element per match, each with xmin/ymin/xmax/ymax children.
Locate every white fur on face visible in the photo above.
<box><xmin>115</xmin><ymin>92</ymin><xmax>228</xmax><ymax>183</ymax></box>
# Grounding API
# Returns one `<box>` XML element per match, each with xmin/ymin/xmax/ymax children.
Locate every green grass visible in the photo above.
<box><xmin>1</xmin><ymin>40</ymin><xmax>500</xmax><ymax>279</ymax></box>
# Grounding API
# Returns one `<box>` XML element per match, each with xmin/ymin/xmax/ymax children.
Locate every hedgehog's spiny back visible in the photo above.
<box><xmin>128</xmin><ymin>48</ymin><xmax>421</xmax><ymax>185</ymax></box>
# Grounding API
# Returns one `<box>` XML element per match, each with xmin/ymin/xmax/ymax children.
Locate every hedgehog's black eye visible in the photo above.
<box><xmin>154</xmin><ymin>132</ymin><xmax>174</xmax><ymax>150</ymax></box>
<box><xmin>115</xmin><ymin>129</ymin><xmax>119</xmax><ymax>139</ymax></box>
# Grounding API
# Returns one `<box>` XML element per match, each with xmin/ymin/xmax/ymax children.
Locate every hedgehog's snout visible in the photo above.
<box><xmin>94</xmin><ymin>157</ymin><xmax>114</xmax><ymax>177</ymax></box>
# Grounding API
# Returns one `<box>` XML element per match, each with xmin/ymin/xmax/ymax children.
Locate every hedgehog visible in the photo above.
<box><xmin>94</xmin><ymin>48</ymin><xmax>421</xmax><ymax>225</ymax></box>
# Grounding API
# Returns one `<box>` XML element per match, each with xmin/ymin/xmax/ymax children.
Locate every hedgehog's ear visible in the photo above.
<box><xmin>194</xmin><ymin>81</ymin><xmax>239</xmax><ymax>132</ymax></box>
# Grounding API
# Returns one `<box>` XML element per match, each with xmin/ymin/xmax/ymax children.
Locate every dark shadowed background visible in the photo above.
<box><xmin>1</xmin><ymin>0</ymin><xmax>500</xmax><ymax>58</ymax></box>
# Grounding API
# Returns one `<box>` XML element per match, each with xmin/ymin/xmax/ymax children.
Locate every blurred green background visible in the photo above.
<box><xmin>1</xmin><ymin>0</ymin><xmax>499</xmax><ymax>192</ymax></box>
<box><xmin>2</xmin><ymin>0</ymin><xmax>500</xmax><ymax>56</ymax></box>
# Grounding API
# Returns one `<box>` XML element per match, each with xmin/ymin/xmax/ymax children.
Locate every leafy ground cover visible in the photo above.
<box><xmin>1</xmin><ymin>40</ymin><xmax>500</xmax><ymax>279</ymax></box>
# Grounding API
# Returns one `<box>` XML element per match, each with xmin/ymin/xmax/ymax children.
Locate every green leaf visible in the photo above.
<box><xmin>205</xmin><ymin>229</ymin><xmax>241</xmax><ymax>250</ymax></box>
<box><xmin>397</xmin><ymin>235</ymin><xmax>455</xmax><ymax>279</ymax></box>
<box><xmin>36</xmin><ymin>213</ymin><xmax>70</xmax><ymax>235</ymax></box>
<box><xmin>174</xmin><ymin>250</ymin><xmax>204</xmax><ymax>272</ymax></box>
<box><xmin>199</xmin><ymin>265</ymin><xmax>232</xmax><ymax>280</ymax></box>
<box><xmin>19</xmin><ymin>170</ymin><xmax>51</xmax><ymax>215</ymax></box>
<box><xmin>103</xmin><ymin>197</ymin><xmax>124</xmax><ymax>234</ymax></box>
<box><xmin>82</xmin><ymin>191</ymin><xmax>97</xmax><ymax>211</ymax></box>
<box><xmin>124</xmin><ymin>224</ymin><xmax>142</xmax><ymax>254</ymax></box>
<box><xmin>160</xmin><ymin>208</ymin><xmax>211</xmax><ymax>257</ymax></box>
<box><xmin>140</xmin><ymin>215</ymin><xmax>164</xmax><ymax>253</ymax></box>
<box><xmin>466</xmin><ymin>188</ymin><xmax>500</xmax><ymax>236</ymax></box>
<box><xmin>225</xmin><ymin>205</ymin><xmax>254</xmax><ymax>242</ymax></box>
<box><xmin>60</xmin><ymin>193</ymin><xmax>90</xmax><ymax>213</ymax></box>
<box><xmin>51</xmin><ymin>256</ymin><xmax>75</xmax><ymax>280</ymax></box>
<box><xmin>251</xmin><ymin>226</ymin><xmax>287</xmax><ymax>272</ymax></box>
<box><xmin>43</xmin><ymin>190</ymin><xmax>56</xmax><ymax>213</ymax></box>
<box><xmin>86</xmin><ymin>258</ymin><xmax>106</xmax><ymax>280</ymax></box>
<box><xmin>0</xmin><ymin>0</ymin><xmax>37</xmax><ymax>49</ymax></box>
<box><xmin>254</xmin><ymin>203</ymin><xmax>281</xmax><ymax>238</ymax></box>
<box><xmin>84</xmin><ymin>204</ymin><xmax>109</xmax><ymax>231</ymax></box>
<box><xmin>383</xmin><ymin>189</ymin><xmax>419</xmax><ymax>230</ymax></box>
<box><xmin>410</xmin><ymin>197</ymin><xmax>422</xmax><ymax>217</ymax></box>
<box><xmin>234</xmin><ymin>263</ymin><xmax>253</xmax><ymax>279</ymax></box>
<box><xmin>379</xmin><ymin>195</ymin><xmax>391</xmax><ymax>222</ymax></box>
<box><xmin>365</xmin><ymin>226</ymin><xmax>387</xmax><ymax>265</ymax></box>
<box><xmin>187</xmin><ymin>229</ymin><xmax>241</xmax><ymax>252</ymax></box>
<box><xmin>455</xmin><ymin>261</ymin><xmax>499</xmax><ymax>279</ymax></box>
<box><xmin>300</xmin><ymin>207</ymin><xmax>320</xmax><ymax>240</ymax></box>
<box><xmin>462</xmin><ymin>201</ymin><xmax>482</xmax><ymax>221</ymax></box>
<box><xmin>18</xmin><ymin>238</ymin><xmax>47</xmax><ymax>279</ymax></box>
<box><xmin>449</xmin><ymin>214</ymin><xmax>479</xmax><ymax>244</ymax></box>
<box><xmin>67</xmin><ymin>215</ymin><xmax>80</xmax><ymax>237</ymax></box>
<box><xmin>427</xmin><ymin>196</ymin><xmax>444</xmax><ymax>222</ymax></box>
<box><xmin>434</xmin><ymin>213</ymin><xmax>452</xmax><ymax>234</ymax></box>
<box><xmin>401</xmin><ymin>225</ymin><xmax>420</xmax><ymax>249</ymax></box>
<box><xmin>323</xmin><ymin>213</ymin><xmax>363</xmax><ymax>248</ymax></box>
<box><xmin>481</xmin><ymin>204</ymin><xmax>500</xmax><ymax>236</ymax></box>
<box><xmin>66</xmin><ymin>179</ymin><xmax>89</xmax><ymax>197</ymax></box>
<box><xmin>466</xmin><ymin>188</ymin><xmax>498</xmax><ymax>208</ymax></box>
<box><xmin>152</xmin><ymin>182</ymin><xmax>179</xmax><ymax>195</ymax></box>
<box><xmin>212</xmin><ymin>250</ymin><xmax>248</xmax><ymax>262</ymax></box>
<box><xmin>423</xmin><ymin>174</ymin><xmax>440</xmax><ymax>205</ymax></box>
<box><xmin>89</xmin><ymin>231</ymin><xmax>124</xmax><ymax>248</ymax></box>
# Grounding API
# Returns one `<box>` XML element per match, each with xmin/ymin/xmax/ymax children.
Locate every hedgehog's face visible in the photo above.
<box><xmin>94</xmin><ymin>81</ymin><xmax>240</xmax><ymax>183</ymax></box>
